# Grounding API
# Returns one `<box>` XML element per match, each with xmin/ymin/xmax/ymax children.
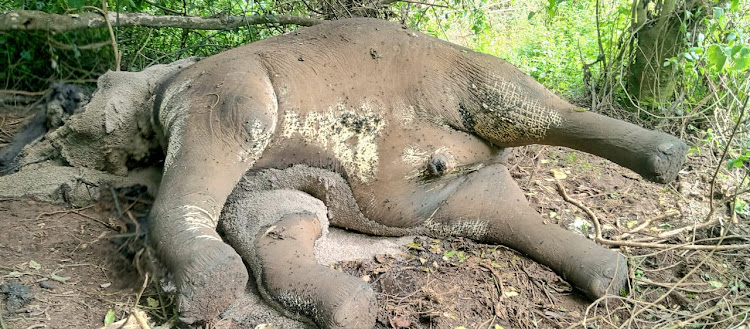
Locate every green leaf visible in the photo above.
<box><xmin>68</xmin><ymin>0</ymin><xmax>85</xmax><ymax>9</ymax></box>
<box><xmin>146</xmin><ymin>297</ymin><xmax>159</xmax><ymax>308</ymax></box>
<box><xmin>708</xmin><ymin>280</ymin><xmax>724</xmax><ymax>288</ymax></box>
<box><xmin>50</xmin><ymin>273</ymin><xmax>70</xmax><ymax>282</ymax></box>
<box><xmin>104</xmin><ymin>308</ymin><xmax>116</xmax><ymax>326</ymax></box>
<box><xmin>732</xmin><ymin>47</ymin><xmax>750</xmax><ymax>71</ymax></box>
<box><xmin>504</xmin><ymin>290</ymin><xmax>519</xmax><ymax>297</ymax></box>
<box><xmin>713</xmin><ymin>7</ymin><xmax>724</xmax><ymax>20</ymax></box>
<box><xmin>707</xmin><ymin>45</ymin><xmax>727</xmax><ymax>71</ymax></box>
<box><xmin>28</xmin><ymin>260</ymin><xmax>41</xmax><ymax>270</ymax></box>
<box><xmin>728</xmin><ymin>159</ymin><xmax>744</xmax><ymax>169</ymax></box>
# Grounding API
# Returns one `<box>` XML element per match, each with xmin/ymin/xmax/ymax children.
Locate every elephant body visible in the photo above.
<box><xmin>144</xmin><ymin>18</ymin><xmax>687</xmax><ymax>328</ymax></box>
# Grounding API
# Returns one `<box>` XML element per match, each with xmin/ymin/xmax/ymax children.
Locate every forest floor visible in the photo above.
<box><xmin>1</xmin><ymin>105</ymin><xmax>749</xmax><ymax>329</ymax></box>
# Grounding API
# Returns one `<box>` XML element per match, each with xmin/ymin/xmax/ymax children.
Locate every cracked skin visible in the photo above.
<box><xmin>148</xmin><ymin>18</ymin><xmax>688</xmax><ymax>328</ymax></box>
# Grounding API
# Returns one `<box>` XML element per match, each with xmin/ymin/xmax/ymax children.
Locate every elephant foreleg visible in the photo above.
<box><xmin>430</xmin><ymin>164</ymin><xmax>628</xmax><ymax>299</ymax></box>
<box><xmin>149</xmin><ymin>70</ymin><xmax>278</xmax><ymax>323</ymax></box>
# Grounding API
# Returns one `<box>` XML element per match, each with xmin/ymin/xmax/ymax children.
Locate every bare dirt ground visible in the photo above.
<box><xmin>1</xmin><ymin>105</ymin><xmax>749</xmax><ymax>329</ymax></box>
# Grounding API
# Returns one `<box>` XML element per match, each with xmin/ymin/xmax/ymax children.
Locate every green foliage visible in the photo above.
<box><xmin>1</xmin><ymin>0</ymin><xmax>310</xmax><ymax>91</ymax></box>
<box><xmin>402</xmin><ymin>0</ymin><xmax>608</xmax><ymax>99</ymax></box>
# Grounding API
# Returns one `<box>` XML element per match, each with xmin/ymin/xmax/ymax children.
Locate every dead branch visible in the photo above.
<box><xmin>0</xmin><ymin>10</ymin><xmax>323</xmax><ymax>33</ymax></box>
<box><xmin>0</xmin><ymin>89</ymin><xmax>47</xmax><ymax>96</ymax></box>
<box><xmin>554</xmin><ymin>180</ymin><xmax>750</xmax><ymax>250</ymax></box>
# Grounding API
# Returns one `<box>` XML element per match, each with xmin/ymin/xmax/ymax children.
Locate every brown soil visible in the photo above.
<box><xmin>2</xmin><ymin>107</ymin><xmax>749</xmax><ymax>329</ymax></box>
<box><xmin>0</xmin><ymin>199</ymin><xmax>145</xmax><ymax>329</ymax></box>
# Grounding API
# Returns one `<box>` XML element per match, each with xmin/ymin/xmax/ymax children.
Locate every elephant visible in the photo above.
<box><xmin>139</xmin><ymin>17</ymin><xmax>688</xmax><ymax>328</ymax></box>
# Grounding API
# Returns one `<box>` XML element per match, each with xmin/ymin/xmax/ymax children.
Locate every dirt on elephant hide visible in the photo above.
<box><xmin>1</xmin><ymin>106</ymin><xmax>749</xmax><ymax>328</ymax></box>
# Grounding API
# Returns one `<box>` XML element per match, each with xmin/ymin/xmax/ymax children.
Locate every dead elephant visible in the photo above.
<box><xmin>143</xmin><ymin>18</ymin><xmax>687</xmax><ymax>328</ymax></box>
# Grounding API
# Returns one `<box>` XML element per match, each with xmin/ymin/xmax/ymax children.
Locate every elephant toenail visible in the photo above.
<box><xmin>650</xmin><ymin>154</ymin><xmax>661</xmax><ymax>168</ymax></box>
<box><xmin>658</xmin><ymin>142</ymin><xmax>675</xmax><ymax>154</ymax></box>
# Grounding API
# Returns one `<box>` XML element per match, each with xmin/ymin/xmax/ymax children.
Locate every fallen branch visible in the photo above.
<box><xmin>0</xmin><ymin>10</ymin><xmax>323</xmax><ymax>33</ymax></box>
<box><xmin>0</xmin><ymin>89</ymin><xmax>48</xmax><ymax>96</ymax></box>
<box><xmin>615</xmin><ymin>209</ymin><xmax>681</xmax><ymax>239</ymax></box>
<box><xmin>132</xmin><ymin>273</ymin><xmax>151</xmax><ymax>329</ymax></box>
<box><xmin>554</xmin><ymin>180</ymin><xmax>750</xmax><ymax>250</ymax></box>
<box><xmin>0</xmin><ymin>300</ymin><xmax>6</xmax><ymax>329</ymax></box>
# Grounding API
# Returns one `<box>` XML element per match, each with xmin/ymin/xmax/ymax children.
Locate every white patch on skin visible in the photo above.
<box><xmin>183</xmin><ymin>204</ymin><xmax>218</xmax><ymax>228</ymax></box>
<box><xmin>401</xmin><ymin>146</ymin><xmax>456</xmax><ymax>180</ymax></box>
<box><xmin>181</xmin><ymin>205</ymin><xmax>221</xmax><ymax>239</ymax></box>
<box><xmin>395</xmin><ymin>102</ymin><xmax>416</xmax><ymax>126</ymax></box>
<box><xmin>238</xmin><ymin>118</ymin><xmax>273</xmax><ymax>164</ymax></box>
<box><xmin>280</xmin><ymin>102</ymin><xmax>385</xmax><ymax>183</ymax></box>
<box><xmin>195</xmin><ymin>235</ymin><xmax>221</xmax><ymax>241</ymax></box>
<box><xmin>422</xmin><ymin>216</ymin><xmax>488</xmax><ymax>240</ymax></box>
<box><xmin>401</xmin><ymin>146</ymin><xmax>430</xmax><ymax>180</ymax></box>
<box><xmin>401</xmin><ymin>146</ymin><xmax>430</xmax><ymax>165</ymax></box>
<box><xmin>158</xmin><ymin>79</ymin><xmax>193</xmax><ymax>172</ymax></box>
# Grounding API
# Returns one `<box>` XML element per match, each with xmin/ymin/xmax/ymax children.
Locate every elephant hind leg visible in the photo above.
<box><xmin>220</xmin><ymin>189</ymin><xmax>377</xmax><ymax>329</ymax></box>
<box><xmin>545</xmin><ymin>110</ymin><xmax>687</xmax><ymax>184</ymax></box>
<box><xmin>430</xmin><ymin>164</ymin><xmax>628</xmax><ymax>300</ymax></box>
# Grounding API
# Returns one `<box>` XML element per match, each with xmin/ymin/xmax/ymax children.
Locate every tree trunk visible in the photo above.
<box><xmin>627</xmin><ymin>0</ymin><xmax>709</xmax><ymax>106</ymax></box>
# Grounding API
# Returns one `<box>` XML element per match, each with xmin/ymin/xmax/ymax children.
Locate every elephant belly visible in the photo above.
<box><xmin>254</xmin><ymin>116</ymin><xmax>503</xmax><ymax>229</ymax></box>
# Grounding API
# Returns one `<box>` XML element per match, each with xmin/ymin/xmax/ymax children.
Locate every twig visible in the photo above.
<box><xmin>479</xmin><ymin>262</ymin><xmax>506</xmax><ymax>299</ymax></box>
<box><xmin>619</xmin><ymin>235</ymin><xmax>727</xmax><ymax>328</ymax></box>
<box><xmin>555</xmin><ymin>180</ymin><xmax>750</xmax><ymax>250</ymax></box>
<box><xmin>392</xmin><ymin>0</ymin><xmax>449</xmax><ymax>8</ymax></box>
<box><xmin>633</xmin><ymin>278</ymin><xmax>719</xmax><ymax>294</ymax></box>
<box><xmin>48</xmin><ymin>38</ymin><xmax>111</xmax><ymax>50</ymax></box>
<box><xmin>134</xmin><ymin>273</ymin><xmax>149</xmax><ymax>308</ymax></box>
<box><xmin>667</xmin><ymin>304</ymin><xmax>724</xmax><ymax>329</ymax></box>
<box><xmin>133</xmin><ymin>309</ymin><xmax>151</xmax><ymax>329</ymax></box>
<box><xmin>0</xmin><ymin>89</ymin><xmax>48</xmax><ymax>96</ymax></box>
<box><xmin>85</xmin><ymin>2</ymin><xmax>120</xmax><ymax>71</ymax></box>
<box><xmin>72</xmin><ymin>211</ymin><xmax>114</xmax><ymax>230</ymax></box>
<box><xmin>0</xmin><ymin>300</ymin><xmax>6</xmax><ymax>329</ymax></box>
<box><xmin>0</xmin><ymin>10</ymin><xmax>323</xmax><ymax>32</ymax></box>
<box><xmin>35</xmin><ymin>205</ymin><xmax>96</xmax><ymax>220</ymax></box>
<box><xmin>615</xmin><ymin>210</ymin><xmax>681</xmax><ymax>239</ymax></box>
<box><xmin>520</xmin><ymin>264</ymin><xmax>556</xmax><ymax>305</ymax></box>
<box><xmin>130</xmin><ymin>273</ymin><xmax>151</xmax><ymax>329</ymax></box>
<box><xmin>564</xmin><ymin>315</ymin><xmax>604</xmax><ymax>329</ymax></box>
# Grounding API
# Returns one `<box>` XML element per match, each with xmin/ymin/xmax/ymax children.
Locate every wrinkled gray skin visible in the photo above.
<box><xmin>141</xmin><ymin>18</ymin><xmax>687</xmax><ymax>328</ymax></box>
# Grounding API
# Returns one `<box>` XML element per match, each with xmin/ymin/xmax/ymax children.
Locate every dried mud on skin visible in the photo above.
<box><xmin>2</xmin><ymin>108</ymin><xmax>750</xmax><ymax>328</ymax></box>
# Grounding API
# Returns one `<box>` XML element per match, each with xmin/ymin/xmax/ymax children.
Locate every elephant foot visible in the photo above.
<box><xmin>254</xmin><ymin>212</ymin><xmax>377</xmax><ymax>329</ymax></box>
<box><xmin>638</xmin><ymin>135</ymin><xmax>688</xmax><ymax>184</ymax></box>
<box><xmin>566</xmin><ymin>249</ymin><xmax>628</xmax><ymax>300</ymax></box>
<box><xmin>175</xmin><ymin>240</ymin><xmax>249</xmax><ymax>324</ymax></box>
